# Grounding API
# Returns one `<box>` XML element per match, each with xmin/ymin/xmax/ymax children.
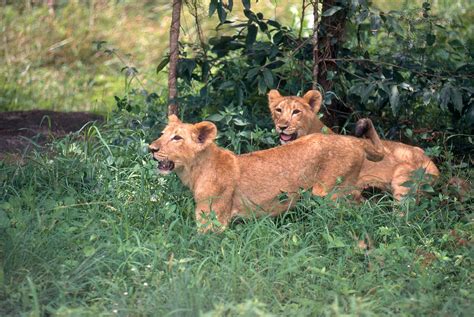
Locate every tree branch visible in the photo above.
<box><xmin>168</xmin><ymin>0</ymin><xmax>182</xmax><ymax>116</ymax></box>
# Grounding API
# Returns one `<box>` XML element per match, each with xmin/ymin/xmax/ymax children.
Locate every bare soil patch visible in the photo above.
<box><xmin>0</xmin><ymin>110</ymin><xmax>102</xmax><ymax>160</ymax></box>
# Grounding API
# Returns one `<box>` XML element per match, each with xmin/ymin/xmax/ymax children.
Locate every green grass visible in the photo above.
<box><xmin>0</xmin><ymin>2</ymin><xmax>170</xmax><ymax>113</ymax></box>
<box><xmin>0</xmin><ymin>114</ymin><xmax>472</xmax><ymax>316</ymax></box>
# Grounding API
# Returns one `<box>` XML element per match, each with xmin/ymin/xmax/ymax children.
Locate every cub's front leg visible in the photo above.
<box><xmin>194</xmin><ymin>189</ymin><xmax>234</xmax><ymax>233</ymax></box>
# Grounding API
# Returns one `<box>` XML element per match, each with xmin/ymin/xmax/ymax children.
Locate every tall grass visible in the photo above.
<box><xmin>0</xmin><ymin>1</ymin><xmax>296</xmax><ymax>113</ymax></box>
<box><xmin>0</xmin><ymin>113</ymin><xmax>471</xmax><ymax>316</ymax></box>
<box><xmin>3</xmin><ymin>0</ymin><xmax>469</xmax><ymax>114</ymax></box>
<box><xmin>0</xmin><ymin>2</ymin><xmax>172</xmax><ymax>113</ymax></box>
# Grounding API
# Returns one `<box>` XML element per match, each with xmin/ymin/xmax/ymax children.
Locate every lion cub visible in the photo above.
<box><xmin>268</xmin><ymin>89</ymin><xmax>439</xmax><ymax>200</ymax></box>
<box><xmin>149</xmin><ymin>115</ymin><xmax>384</xmax><ymax>231</ymax></box>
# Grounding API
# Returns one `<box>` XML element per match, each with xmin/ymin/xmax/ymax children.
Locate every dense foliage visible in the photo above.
<box><xmin>156</xmin><ymin>0</ymin><xmax>473</xmax><ymax>154</ymax></box>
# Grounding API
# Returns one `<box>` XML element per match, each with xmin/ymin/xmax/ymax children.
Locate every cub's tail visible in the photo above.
<box><xmin>355</xmin><ymin>118</ymin><xmax>385</xmax><ymax>162</ymax></box>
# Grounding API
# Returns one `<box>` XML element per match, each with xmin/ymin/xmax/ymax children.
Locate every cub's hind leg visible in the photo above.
<box><xmin>391</xmin><ymin>163</ymin><xmax>416</xmax><ymax>201</ymax></box>
<box><xmin>268</xmin><ymin>192</ymin><xmax>300</xmax><ymax>217</ymax></box>
<box><xmin>312</xmin><ymin>156</ymin><xmax>363</xmax><ymax>200</ymax></box>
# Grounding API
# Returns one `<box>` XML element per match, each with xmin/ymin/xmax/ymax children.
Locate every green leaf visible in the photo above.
<box><xmin>207</xmin><ymin>113</ymin><xmax>224</xmax><ymax>122</ymax></box>
<box><xmin>439</xmin><ymin>85</ymin><xmax>451</xmax><ymax>111</ymax></box>
<box><xmin>262</xmin><ymin>68</ymin><xmax>274</xmax><ymax>88</ymax></box>
<box><xmin>257</xmin><ymin>21</ymin><xmax>268</xmax><ymax>32</ymax></box>
<box><xmin>246</xmin><ymin>67</ymin><xmax>260</xmax><ymax>80</ymax></box>
<box><xmin>426</xmin><ymin>33</ymin><xmax>436</xmax><ymax>46</ymax></box>
<box><xmin>243</xmin><ymin>9</ymin><xmax>257</xmax><ymax>22</ymax></box>
<box><xmin>361</xmin><ymin>83</ymin><xmax>376</xmax><ymax>104</ymax></box>
<box><xmin>83</xmin><ymin>246</ymin><xmax>96</xmax><ymax>257</ymax></box>
<box><xmin>272</xmin><ymin>30</ymin><xmax>283</xmax><ymax>44</ymax></box>
<box><xmin>267</xmin><ymin>20</ymin><xmax>281</xmax><ymax>29</ymax></box>
<box><xmin>246</xmin><ymin>24</ymin><xmax>258</xmax><ymax>47</ymax></box>
<box><xmin>386</xmin><ymin>16</ymin><xmax>404</xmax><ymax>35</ymax></box>
<box><xmin>219</xmin><ymin>81</ymin><xmax>235</xmax><ymax>90</ymax></box>
<box><xmin>267</xmin><ymin>60</ymin><xmax>284</xmax><ymax>69</ymax></box>
<box><xmin>370</xmin><ymin>14</ymin><xmax>381</xmax><ymax>33</ymax></box>
<box><xmin>209</xmin><ymin>0</ymin><xmax>217</xmax><ymax>17</ymax></box>
<box><xmin>451</xmin><ymin>88</ymin><xmax>464</xmax><ymax>113</ymax></box>
<box><xmin>421</xmin><ymin>184</ymin><xmax>435</xmax><ymax>193</ymax></box>
<box><xmin>390</xmin><ymin>85</ymin><xmax>400</xmax><ymax>116</ymax></box>
<box><xmin>322</xmin><ymin>6</ymin><xmax>342</xmax><ymax>17</ymax></box>
<box><xmin>156</xmin><ymin>57</ymin><xmax>169</xmax><ymax>74</ymax></box>
<box><xmin>356</xmin><ymin>9</ymin><xmax>369</xmax><ymax>23</ymax></box>
<box><xmin>233</xmin><ymin>118</ymin><xmax>248</xmax><ymax>126</ymax></box>
<box><xmin>258</xmin><ymin>76</ymin><xmax>266</xmax><ymax>95</ymax></box>
<box><xmin>201</xmin><ymin>61</ymin><xmax>210</xmax><ymax>81</ymax></box>
<box><xmin>324</xmin><ymin>233</ymin><xmax>346</xmax><ymax>249</ymax></box>
<box><xmin>217</xmin><ymin>2</ymin><xmax>227</xmax><ymax>23</ymax></box>
<box><xmin>401</xmin><ymin>180</ymin><xmax>414</xmax><ymax>188</ymax></box>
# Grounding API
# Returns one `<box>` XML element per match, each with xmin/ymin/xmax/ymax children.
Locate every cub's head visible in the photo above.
<box><xmin>268</xmin><ymin>89</ymin><xmax>324</xmax><ymax>144</ymax></box>
<box><xmin>149</xmin><ymin>115</ymin><xmax>217</xmax><ymax>174</ymax></box>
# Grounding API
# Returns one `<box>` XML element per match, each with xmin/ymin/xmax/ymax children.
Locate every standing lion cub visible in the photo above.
<box><xmin>149</xmin><ymin>115</ymin><xmax>384</xmax><ymax>232</ymax></box>
<box><xmin>268</xmin><ymin>89</ymin><xmax>440</xmax><ymax>200</ymax></box>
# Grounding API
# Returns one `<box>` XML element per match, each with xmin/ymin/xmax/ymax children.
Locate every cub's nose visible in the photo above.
<box><xmin>278</xmin><ymin>125</ymin><xmax>288</xmax><ymax>131</ymax></box>
<box><xmin>148</xmin><ymin>143</ymin><xmax>160</xmax><ymax>161</ymax></box>
<box><xmin>148</xmin><ymin>143</ymin><xmax>159</xmax><ymax>153</ymax></box>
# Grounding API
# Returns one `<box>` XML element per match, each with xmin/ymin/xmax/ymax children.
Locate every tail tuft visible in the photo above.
<box><xmin>355</xmin><ymin>118</ymin><xmax>370</xmax><ymax>138</ymax></box>
<box><xmin>355</xmin><ymin>118</ymin><xmax>385</xmax><ymax>162</ymax></box>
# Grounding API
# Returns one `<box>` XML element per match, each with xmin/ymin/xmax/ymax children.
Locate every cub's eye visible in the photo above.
<box><xmin>275</xmin><ymin>108</ymin><xmax>282</xmax><ymax>113</ymax></box>
<box><xmin>172</xmin><ymin>135</ymin><xmax>183</xmax><ymax>141</ymax></box>
<box><xmin>292</xmin><ymin>109</ymin><xmax>301</xmax><ymax>115</ymax></box>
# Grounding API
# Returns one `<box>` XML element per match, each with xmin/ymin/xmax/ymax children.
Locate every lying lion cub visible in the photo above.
<box><xmin>268</xmin><ymin>89</ymin><xmax>440</xmax><ymax>200</ymax></box>
<box><xmin>149</xmin><ymin>115</ymin><xmax>384</xmax><ymax>231</ymax></box>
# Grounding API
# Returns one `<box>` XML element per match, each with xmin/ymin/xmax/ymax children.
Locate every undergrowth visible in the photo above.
<box><xmin>0</xmin><ymin>111</ymin><xmax>472</xmax><ymax>316</ymax></box>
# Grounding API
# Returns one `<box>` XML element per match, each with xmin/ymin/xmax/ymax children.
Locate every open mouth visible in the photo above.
<box><xmin>279</xmin><ymin>132</ymin><xmax>297</xmax><ymax>143</ymax></box>
<box><xmin>157</xmin><ymin>159</ymin><xmax>175</xmax><ymax>173</ymax></box>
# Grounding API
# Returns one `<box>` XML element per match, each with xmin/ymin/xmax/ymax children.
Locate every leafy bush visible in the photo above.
<box><xmin>160</xmin><ymin>0</ymin><xmax>473</xmax><ymax>149</ymax></box>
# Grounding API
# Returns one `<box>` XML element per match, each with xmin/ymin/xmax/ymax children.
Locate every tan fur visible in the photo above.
<box><xmin>149</xmin><ymin>115</ymin><xmax>384</xmax><ymax>232</ymax></box>
<box><xmin>268</xmin><ymin>89</ymin><xmax>440</xmax><ymax>201</ymax></box>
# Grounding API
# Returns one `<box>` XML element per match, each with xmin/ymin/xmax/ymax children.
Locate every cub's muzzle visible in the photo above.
<box><xmin>279</xmin><ymin>132</ymin><xmax>298</xmax><ymax>143</ymax></box>
<box><xmin>157</xmin><ymin>159</ymin><xmax>175</xmax><ymax>173</ymax></box>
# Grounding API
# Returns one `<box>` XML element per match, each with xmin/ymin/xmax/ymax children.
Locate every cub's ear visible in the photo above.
<box><xmin>268</xmin><ymin>89</ymin><xmax>282</xmax><ymax>102</ymax></box>
<box><xmin>168</xmin><ymin>114</ymin><xmax>181</xmax><ymax>123</ymax></box>
<box><xmin>303</xmin><ymin>90</ymin><xmax>322</xmax><ymax>113</ymax></box>
<box><xmin>268</xmin><ymin>90</ymin><xmax>282</xmax><ymax>112</ymax></box>
<box><xmin>193</xmin><ymin>121</ymin><xmax>217</xmax><ymax>146</ymax></box>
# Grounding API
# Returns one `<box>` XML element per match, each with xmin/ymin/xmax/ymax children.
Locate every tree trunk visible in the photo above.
<box><xmin>168</xmin><ymin>0</ymin><xmax>182</xmax><ymax>116</ymax></box>
<box><xmin>317</xmin><ymin>0</ymin><xmax>350</xmax><ymax>128</ymax></box>
<box><xmin>318</xmin><ymin>0</ymin><xmax>347</xmax><ymax>91</ymax></box>
<box><xmin>312</xmin><ymin>0</ymin><xmax>320</xmax><ymax>90</ymax></box>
